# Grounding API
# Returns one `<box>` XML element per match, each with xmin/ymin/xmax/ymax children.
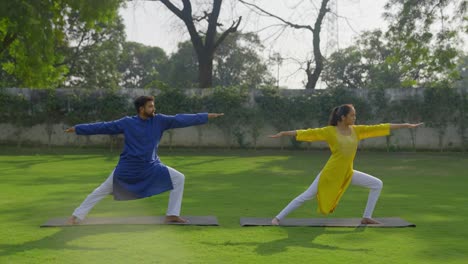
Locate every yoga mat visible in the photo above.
<box><xmin>41</xmin><ymin>216</ymin><xmax>219</xmax><ymax>227</ymax></box>
<box><xmin>240</xmin><ymin>217</ymin><xmax>415</xmax><ymax>227</ymax></box>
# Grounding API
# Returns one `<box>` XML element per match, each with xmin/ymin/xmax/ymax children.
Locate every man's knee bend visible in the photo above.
<box><xmin>173</xmin><ymin>173</ymin><xmax>185</xmax><ymax>186</ymax></box>
<box><xmin>178</xmin><ymin>173</ymin><xmax>185</xmax><ymax>183</ymax></box>
<box><xmin>93</xmin><ymin>185</ymin><xmax>112</xmax><ymax>195</ymax></box>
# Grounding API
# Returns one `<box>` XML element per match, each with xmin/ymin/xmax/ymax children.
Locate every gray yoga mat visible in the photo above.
<box><xmin>41</xmin><ymin>216</ymin><xmax>219</xmax><ymax>227</ymax></box>
<box><xmin>240</xmin><ymin>217</ymin><xmax>415</xmax><ymax>227</ymax></box>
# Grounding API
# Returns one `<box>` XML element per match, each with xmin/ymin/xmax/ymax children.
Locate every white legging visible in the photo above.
<box><xmin>72</xmin><ymin>166</ymin><xmax>185</xmax><ymax>220</ymax></box>
<box><xmin>276</xmin><ymin>170</ymin><xmax>383</xmax><ymax>220</ymax></box>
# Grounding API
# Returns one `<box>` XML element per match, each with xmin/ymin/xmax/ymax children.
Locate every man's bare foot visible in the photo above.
<box><xmin>361</xmin><ymin>218</ymin><xmax>381</xmax><ymax>224</ymax></box>
<box><xmin>271</xmin><ymin>217</ymin><xmax>280</xmax><ymax>226</ymax></box>
<box><xmin>165</xmin><ymin>215</ymin><xmax>188</xmax><ymax>224</ymax></box>
<box><xmin>66</xmin><ymin>215</ymin><xmax>80</xmax><ymax>225</ymax></box>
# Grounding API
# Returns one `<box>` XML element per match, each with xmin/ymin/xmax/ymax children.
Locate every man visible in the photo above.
<box><xmin>65</xmin><ymin>95</ymin><xmax>223</xmax><ymax>224</ymax></box>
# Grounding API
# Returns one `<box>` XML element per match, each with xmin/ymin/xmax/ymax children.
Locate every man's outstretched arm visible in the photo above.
<box><xmin>64</xmin><ymin>118</ymin><xmax>125</xmax><ymax>135</ymax></box>
<box><xmin>160</xmin><ymin>113</ymin><xmax>224</xmax><ymax>130</ymax></box>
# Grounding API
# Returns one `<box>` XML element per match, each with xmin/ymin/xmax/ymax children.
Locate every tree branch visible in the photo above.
<box><xmin>1</xmin><ymin>32</ymin><xmax>18</xmax><ymax>56</ymax></box>
<box><xmin>239</xmin><ymin>0</ymin><xmax>313</xmax><ymax>32</ymax></box>
<box><xmin>328</xmin><ymin>11</ymin><xmax>359</xmax><ymax>35</ymax></box>
<box><xmin>205</xmin><ymin>0</ymin><xmax>223</xmax><ymax>50</ymax></box>
<box><xmin>194</xmin><ymin>11</ymin><xmax>210</xmax><ymax>22</ymax></box>
<box><xmin>213</xmin><ymin>17</ymin><xmax>242</xmax><ymax>51</ymax></box>
<box><xmin>158</xmin><ymin>0</ymin><xmax>204</xmax><ymax>53</ymax></box>
<box><xmin>158</xmin><ymin>0</ymin><xmax>184</xmax><ymax>19</ymax></box>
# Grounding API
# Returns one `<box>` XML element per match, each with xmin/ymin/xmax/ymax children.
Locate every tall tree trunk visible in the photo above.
<box><xmin>305</xmin><ymin>0</ymin><xmax>329</xmax><ymax>89</ymax></box>
<box><xmin>158</xmin><ymin>0</ymin><xmax>241</xmax><ymax>88</ymax></box>
<box><xmin>198</xmin><ymin>55</ymin><xmax>214</xmax><ymax>88</ymax></box>
<box><xmin>239</xmin><ymin>0</ymin><xmax>330</xmax><ymax>90</ymax></box>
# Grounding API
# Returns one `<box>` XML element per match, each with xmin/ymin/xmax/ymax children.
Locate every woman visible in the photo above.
<box><xmin>269</xmin><ymin>104</ymin><xmax>423</xmax><ymax>225</ymax></box>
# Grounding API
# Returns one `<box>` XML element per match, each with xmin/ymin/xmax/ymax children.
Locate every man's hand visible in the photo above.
<box><xmin>208</xmin><ymin>113</ymin><xmax>224</xmax><ymax>119</ymax></box>
<box><xmin>64</xmin><ymin>127</ymin><xmax>75</xmax><ymax>133</ymax></box>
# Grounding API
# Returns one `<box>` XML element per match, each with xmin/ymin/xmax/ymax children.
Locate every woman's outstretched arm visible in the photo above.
<box><xmin>269</xmin><ymin>127</ymin><xmax>329</xmax><ymax>142</ymax></box>
<box><xmin>268</xmin><ymin>130</ymin><xmax>297</xmax><ymax>138</ymax></box>
<box><xmin>390</xmin><ymin>123</ymin><xmax>424</xmax><ymax>130</ymax></box>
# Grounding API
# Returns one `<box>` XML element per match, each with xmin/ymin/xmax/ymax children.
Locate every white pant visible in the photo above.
<box><xmin>72</xmin><ymin>166</ymin><xmax>185</xmax><ymax>220</ymax></box>
<box><xmin>276</xmin><ymin>170</ymin><xmax>383</xmax><ymax>220</ymax></box>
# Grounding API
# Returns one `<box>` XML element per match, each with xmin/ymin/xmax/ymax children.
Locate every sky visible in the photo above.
<box><xmin>119</xmin><ymin>0</ymin><xmax>390</xmax><ymax>89</ymax></box>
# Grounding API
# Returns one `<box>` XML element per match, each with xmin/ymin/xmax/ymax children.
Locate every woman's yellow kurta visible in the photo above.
<box><xmin>296</xmin><ymin>124</ymin><xmax>390</xmax><ymax>215</ymax></box>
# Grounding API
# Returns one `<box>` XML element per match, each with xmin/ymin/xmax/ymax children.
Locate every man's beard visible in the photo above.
<box><xmin>144</xmin><ymin>111</ymin><xmax>155</xmax><ymax>118</ymax></box>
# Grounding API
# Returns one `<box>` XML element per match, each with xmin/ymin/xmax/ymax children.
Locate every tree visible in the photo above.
<box><xmin>239</xmin><ymin>0</ymin><xmax>332</xmax><ymax>89</ymax></box>
<box><xmin>324</xmin><ymin>0</ymin><xmax>466</xmax><ymax>90</ymax></box>
<box><xmin>0</xmin><ymin>90</ymin><xmax>39</xmax><ymax>147</ymax></box>
<box><xmin>322</xmin><ymin>46</ymin><xmax>366</xmax><ymax>89</ymax></box>
<box><xmin>165</xmin><ymin>41</ymin><xmax>199</xmax><ymax>89</ymax></box>
<box><xmin>0</xmin><ymin>58</ymin><xmax>18</xmax><ymax>87</ymax></box>
<box><xmin>36</xmin><ymin>90</ymin><xmax>67</xmax><ymax>149</ymax></box>
<box><xmin>157</xmin><ymin>0</ymin><xmax>242</xmax><ymax>88</ymax></box>
<box><xmin>0</xmin><ymin>0</ymin><xmax>122</xmax><ymax>88</ymax></box>
<box><xmin>204</xmin><ymin>86</ymin><xmax>249</xmax><ymax>148</ymax></box>
<box><xmin>391</xmin><ymin>95</ymin><xmax>424</xmax><ymax>151</ymax></box>
<box><xmin>63</xmin><ymin>90</ymin><xmax>102</xmax><ymax>147</ymax></box>
<box><xmin>166</xmin><ymin>32</ymin><xmax>273</xmax><ymax>89</ymax></box>
<box><xmin>154</xmin><ymin>87</ymin><xmax>192</xmax><ymax>149</ymax></box>
<box><xmin>119</xmin><ymin>42</ymin><xmax>169</xmax><ymax>89</ymax></box>
<box><xmin>455</xmin><ymin>54</ymin><xmax>468</xmax><ymax>90</ymax></box>
<box><xmin>255</xmin><ymin>88</ymin><xmax>297</xmax><ymax>149</ymax></box>
<box><xmin>63</xmin><ymin>15</ymin><xmax>126</xmax><ymax>89</ymax></box>
<box><xmin>454</xmin><ymin>54</ymin><xmax>468</xmax><ymax>151</ymax></box>
<box><xmin>423</xmin><ymin>86</ymin><xmax>459</xmax><ymax>151</ymax></box>
<box><xmin>324</xmin><ymin>10</ymin><xmax>465</xmax><ymax>89</ymax></box>
<box><xmin>97</xmin><ymin>92</ymin><xmax>129</xmax><ymax>151</ymax></box>
<box><xmin>213</xmin><ymin>32</ymin><xmax>273</xmax><ymax>87</ymax></box>
<box><xmin>323</xmin><ymin>30</ymin><xmax>402</xmax><ymax>89</ymax></box>
<box><xmin>383</xmin><ymin>0</ymin><xmax>466</xmax><ymax>88</ymax></box>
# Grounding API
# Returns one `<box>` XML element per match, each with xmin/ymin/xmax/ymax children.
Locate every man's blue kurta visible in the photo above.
<box><xmin>75</xmin><ymin>113</ymin><xmax>208</xmax><ymax>200</ymax></box>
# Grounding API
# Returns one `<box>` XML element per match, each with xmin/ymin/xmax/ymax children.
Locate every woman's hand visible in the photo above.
<box><xmin>268</xmin><ymin>130</ymin><xmax>297</xmax><ymax>138</ymax></box>
<box><xmin>390</xmin><ymin>123</ymin><xmax>424</xmax><ymax>130</ymax></box>
<box><xmin>268</xmin><ymin>132</ymin><xmax>284</xmax><ymax>138</ymax></box>
<box><xmin>407</xmin><ymin>123</ymin><xmax>424</xmax><ymax>128</ymax></box>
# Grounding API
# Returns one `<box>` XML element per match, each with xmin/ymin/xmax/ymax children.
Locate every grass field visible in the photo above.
<box><xmin>0</xmin><ymin>147</ymin><xmax>467</xmax><ymax>263</ymax></box>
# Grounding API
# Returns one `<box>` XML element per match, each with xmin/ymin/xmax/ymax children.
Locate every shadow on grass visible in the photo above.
<box><xmin>202</xmin><ymin>227</ymin><xmax>368</xmax><ymax>255</ymax></box>
<box><xmin>0</xmin><ymin>225</ymin><xmax>153</xmax><ymax>257</ymax></box>
<box><xmin>0</xmin><ymin>155</ymin><xmax>111</xmax><ymax>172</ymax></box>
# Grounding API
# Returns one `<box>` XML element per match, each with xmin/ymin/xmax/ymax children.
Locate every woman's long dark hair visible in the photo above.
<box><xmin>328</xmin><ymin>104</ymin><xmax>354</xmax><ymax>126</ymax></box>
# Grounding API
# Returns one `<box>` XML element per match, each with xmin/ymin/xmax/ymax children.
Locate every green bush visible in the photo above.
<box><xmin>1</xmin><ymin>86</ymin><xmax>467</xmax><ymax>150</ymax></box>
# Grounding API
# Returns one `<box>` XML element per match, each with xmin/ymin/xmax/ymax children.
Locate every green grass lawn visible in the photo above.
<box><xmin>0</xmin><ymin>147</ymin><xmax>467</xmax><ymax>264</ymax></box>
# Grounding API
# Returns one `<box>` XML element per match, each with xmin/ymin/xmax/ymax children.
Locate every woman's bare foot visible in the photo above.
<box><xmin>271</xmin><ymin>217</ymin><xmax>280</xmax><ymax>226</ymax></box>
<box><xmin>361</xmin><ymin>218</ymin><xmax>381</xmax><ymax>224</ymax></box>
<box><xmin>165</xmin><ymin>215</ymin><xmax>188</xmax><ymax>224</ymax></box>
<box><xmin>66</xmin><ymin>215</ymin><xmax>80</xmax><ymax>225</ymax></box>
